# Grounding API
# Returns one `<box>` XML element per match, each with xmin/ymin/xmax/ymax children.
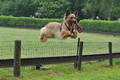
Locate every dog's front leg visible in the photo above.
<box><xmin>61</xmin><ymin>31</ymin><xmax>78</xmax><ymax>39</ymax></box>
<box><xmin>61</xmin><ymin>31</ymin><xmax>71</xmax><ymax>39</ymax></box>
<box><xmin>70</xmin><ymin>31</ymin><xmax>78</xmax><ymax>39</ymax></box>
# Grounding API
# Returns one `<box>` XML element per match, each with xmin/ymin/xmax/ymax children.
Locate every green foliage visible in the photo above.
<box><xmin>81</xmin><ymin>0</ymin><xmax>120</xmax><ymax>20</ymax></box>
<box><xmin>36</xmin><ymin>0</ymin><xmax>84</xmax><ymax>20</ymax></box>
<box><xmin>1</xmin><ymin>15</ymin><xmax>120</xmax><ymax>33</ymax></box>
<box><xmin>0</xmin><ymin>0</ymin><xmax>37</xmax><ymax>17</ymax></box>
<box><xmin>0</xmin><ymin>16</ymin><xmax>12</xmax><ymax>26</ymax></box>
<box><xmin>37</xmin><ymin>0</ymin><xmax>71</xmax><ymax>18</ymax></box>
<box><xmin>0</xmin><ymin>16</ymin><xmax>63</xmax><ymax>28</ymax></box>
<box><xmin>81</xmin><ymin>0</ymin><xmax>99</xmax><ymax>18</ymax></box>
<box><xmin>112</xmin><ymin>7</ymin><xmax>120</xmax><ymax>19</ymax></box>
<box><xmin>79</xmin><ymin>20</ymin><xmax>120</xmax><ymax>33</ymax></box>
<box><xmin>0</xmin><ymin>0</ymin><xmax>120</xmax><ymax>20</ymax></box>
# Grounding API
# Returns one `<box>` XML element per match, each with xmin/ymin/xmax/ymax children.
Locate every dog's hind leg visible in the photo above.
<box><xmin>40</xmin><ymin>34</ymin><xmax>47</xmax><ymax>42</ymax></box>
<box><xmin>40</xmin><ymin>27</ymin><xmax>47</xmax><ymax>42</ymax></box>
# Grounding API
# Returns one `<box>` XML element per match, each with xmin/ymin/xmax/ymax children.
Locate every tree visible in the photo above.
<box><xmin>0</xmin><ymin>1</ymin><xmax>2</xmax><ymax>15</ymax></box>
<box><xmin>68</xmin><ymin>0</ymin><xmax>85</xmax><ymax>20</ymax></box>
<box><xmin>112</xmin><ymin>7</ymin><xmax>120</xmax><ymax>19</ymax></box>
<box><xmin>36</xmin><ymin>0</ymin><xmax>85</xmax><ymax>20</ymax></box>
<box><xmin>81</xmin><ymin>0</ymin><xmax>101</xmax><ymax>19</ymax></box>
<box><xmin>0</xmin><ymin>0</ymin><xmax>38</xmax><ymax>17</ymax></box>
<box><xmin>1</xmin><ymin>0</ymin><xmax>120</xmax><ymax>20</ymax></box>
<box><xmin>36</xmin><ymin>0</ymin><xmax>71</xmax><ymax>18</ymax></box>
<box><xmin>81</xmin><ymin>0</ymin><xmax>120</xmax><ymax>20</ymax></box>
<box><xmin>99</xmin><ymin>0</ymin><xmax>114</xmax><ymax>20</ymax></box>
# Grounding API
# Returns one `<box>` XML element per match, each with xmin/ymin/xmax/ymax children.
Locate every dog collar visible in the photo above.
<box><xmin>60</xmin><ymin>22</ymin><xmax>71</xmax><ymax>31</ymax></box>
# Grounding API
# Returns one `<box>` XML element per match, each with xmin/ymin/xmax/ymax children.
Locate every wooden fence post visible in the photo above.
<box><xmin>108</xmin><ymin>42</ymin><xmax>113</xmax><ymax>67</ymax></box>
<box><xmin>74</xmin><ymin>38</ymin><xmax>80</xmax><ymax>68</ymax></box>
<box><xmin>77</xmin><ymin>41</ymin><xmax>84</xmax><ymax>70</ymax></box>
<box><xmin>13</xmin><ymin>40</ymin><xmax>21</xmax><ymax>77</ymax></box>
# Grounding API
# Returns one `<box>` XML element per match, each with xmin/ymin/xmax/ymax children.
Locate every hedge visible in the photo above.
<box><xmin>0</xmin><ymin>16</ymin><xmax>63</xmax><ymax>28</ymax></box>
<box><xmin>0</xmin><ymin>16</ymin><xmax>120</xmax><ymax>33</ymax></box>
<box><xmin>79</xmin><ymin>20</ymin><xmax>120</xmax><ymax>33</ymax></box>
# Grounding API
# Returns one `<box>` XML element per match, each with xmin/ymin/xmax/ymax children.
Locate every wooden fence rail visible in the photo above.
<box><xmin>0</xmin><ymin>52</ymin><xmax>120</xmax><ymax>68</ymax></box>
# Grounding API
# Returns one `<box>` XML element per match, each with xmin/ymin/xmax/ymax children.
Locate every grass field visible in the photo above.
<box><xmin>0</xmin><ymin>27</ymin><xmax>120</xmax><ymax>80</ymax></box>
<box><xmin>0</xmin><ymin>27</ymin><xmax>120</xmax><ymax>42</ymax></box>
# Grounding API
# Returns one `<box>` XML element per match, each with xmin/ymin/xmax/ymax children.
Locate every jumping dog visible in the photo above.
<box><xmin>40</xmin><ymin>10</ymin><xmax>82</xmax><ymax>42</ymax></box>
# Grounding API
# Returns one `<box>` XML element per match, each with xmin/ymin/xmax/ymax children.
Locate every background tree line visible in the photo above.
<box><xmin>0</xmin><ymin>0</ymin><xmax>120</xmax><ymax>20</ymax></box>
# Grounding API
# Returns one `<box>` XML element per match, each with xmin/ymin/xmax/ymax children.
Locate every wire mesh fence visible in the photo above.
<box><xmin>83</xmin><ymin>42</ymin><xmax>108</xmax><ymax>54</ymax></box>
<box><xmin>21</xmin><ymin>41</ymin><xmax>77</xmax><ymax>58</ymax></box>
<box><xmin>0</xmin><ymin>41</ymin><xmax>120</xmax><ymax>59</ymax></box>
<box><xmin>0</xmin><ymin>41</ymin><xmax>14</xmax><ymax>59</ymax></box>
<box><xmin>112</xmin><ymin>42</ymin><xmax>120</xmax><ymax>53</ymax></box>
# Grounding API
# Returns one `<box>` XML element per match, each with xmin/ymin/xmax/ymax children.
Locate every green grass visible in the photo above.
<box><xmin>0</xmin><ymin>60</ymin><xmax>120</xmax><ymax>80</ymax></box>
<box><xmin>0</xmin><ymin>26</ymin><xmax>120</xmax><ymax>80</ymax></box>
<box><xmin>0</xmin><ymin>27</ymin><xmax>120</xmax><ymax>42</ymax></box>
<box><xmin>0</xmin><ymin>27</ymin><xmax>39</xmax><ymax>41</ymax></box>
<box><xmin>42</xmin><ymin>68</ymin><xmax>120</xmax><ymax>80</ymax></box>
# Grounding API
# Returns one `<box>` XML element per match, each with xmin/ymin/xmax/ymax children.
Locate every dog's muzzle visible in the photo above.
<box><xmin>67</xmin><ymin>20</ymin><xmax>77</xmax><ymax>24</ymax></box>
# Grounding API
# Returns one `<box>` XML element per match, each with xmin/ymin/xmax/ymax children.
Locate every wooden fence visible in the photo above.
<box><xmin>0</xmin><ymin>38</ymin><xmax>120</xmax><ymax>77</ymax></box>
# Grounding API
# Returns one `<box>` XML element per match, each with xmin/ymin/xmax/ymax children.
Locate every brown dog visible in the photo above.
<box><xmin>40</xmin><ymin>10</ymin><xmax>80</xmax><ymax>42</ymax></box>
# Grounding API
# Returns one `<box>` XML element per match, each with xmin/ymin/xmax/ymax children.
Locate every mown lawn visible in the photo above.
<box><xmin>0</xmin><ymin>60</ymin><xmax>120</xmax><ymax>80</ymax></box>
<box><xmin>0</xmin><ymin>27</ymin><xmax>120</xmax><ymax>80</ymax></box>
<box><xmin>40</xmin><ymin>68</ymin><xmax>120</xmax><ymax>80</ymax></box>
<box><xmin>0</xmin><ymin>27</ymin><xmax>120</xmax><ymax>42</ymax></box>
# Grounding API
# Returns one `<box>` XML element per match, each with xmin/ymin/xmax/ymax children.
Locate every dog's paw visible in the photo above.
<box><xmin>73</xmin><ymin>31</ymin><xmax>78</xmax><ymax>36</ymax></box>
<box><xmin>70</xmin><ymin>31</ymin><xmax>78</xmax><ymax>39</ymax></box>
<box><xmin>70</xmin><ymin>36</ymin><xmax>77</xmax><ymax>39</ymax></box>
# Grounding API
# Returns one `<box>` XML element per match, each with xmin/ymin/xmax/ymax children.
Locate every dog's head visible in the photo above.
<box><xmin>64</xmin><ymin>10</ymin><xmax>78</xmax><ymax>26</ymax></box>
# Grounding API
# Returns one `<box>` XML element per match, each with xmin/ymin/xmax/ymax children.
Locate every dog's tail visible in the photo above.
<box><xmin>40</xmin><ymin>27</ymin><xmax>47</xmax><ymax>42</ymax></box>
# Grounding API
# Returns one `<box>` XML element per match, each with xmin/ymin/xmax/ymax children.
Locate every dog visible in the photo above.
<box><xmin>40</xmin><ymin>10</ymin><xmax>82</xmax><ymax>42</ymax></box>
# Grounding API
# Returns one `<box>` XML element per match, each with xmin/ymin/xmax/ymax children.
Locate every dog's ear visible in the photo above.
<box><xmin>65</xmin><ymin>10</ymin><xmax>71</xmax><ymax>16</ymax></box>
<box><xmin>73</xmin><ymin>11</ymin><xmax>78</xmax><ymax>16</ymax></box>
